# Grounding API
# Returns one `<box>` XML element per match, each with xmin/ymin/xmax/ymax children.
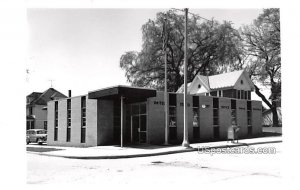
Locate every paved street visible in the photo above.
<box><xmin>27</xmin><ymin>142</ymin><xmax>281</xmax><ymax>185</ymax></box>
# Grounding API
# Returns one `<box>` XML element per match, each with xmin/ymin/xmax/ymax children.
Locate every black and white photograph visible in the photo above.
<box><xmin>1</xmin><ymin>0</ymin><xmax>299</xmax><ymax>189</ymax></box>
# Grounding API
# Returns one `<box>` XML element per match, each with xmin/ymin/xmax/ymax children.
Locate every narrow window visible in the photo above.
<box><xmin>29</xmin><ymin>107</ymin><xmax>33</xmax><ymax>115</ymax></box>
<box><xmin>54</xmin><ymin>101</ymin><xmax>58</xmax><ymax>141</ymax></box>
<box><xmin>247</xmin><ymin>101</ymin><xmax>252</xmax><ymax>136</ymax></box>
<box><xmin>193</xmin><ymin>96</ymin><xmax>200</xmax><ymax>140</ymax></box>
<box><xmin>231</xmin><ymin>99</ymin><xmax>237</xmax><ymax>124</ymax></box>
<box><xmin>81</xmin><ymin>96</ymin><xmax>86</xmax><ymax>143</ymax></box>
<box><xmin>44</xmin><ymin>121</ymin><xmax>47</xmax><ymax>130</ymax></box>
<box><xmin>213</xmin><ymin>98</ymin><xmax>219</xmax><ymax>139</ymax></box>
<box><xmin>169</xmin><ymin>93</ymin><xmax>177</xmax><ymax>141</ymax></box>
<box><xmin>237</xmin><ymin>90</ymin><xmax>241</xmax><ymax>99</ymax></box>
<box><xmin>67</xmin><ymin>99</ymin><xmax>71</xmax><ymax>142</ymax></box>
<box><xmin>218</xmin><ymin>90</ymin><xmax>222</xmax><ymax>97</ymax></box>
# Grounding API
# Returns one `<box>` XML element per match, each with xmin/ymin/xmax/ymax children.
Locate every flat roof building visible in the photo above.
<box><xmin>47</xmin><ymin>71</ymin><xmax>262</xmax><ymax>147</ymax></box>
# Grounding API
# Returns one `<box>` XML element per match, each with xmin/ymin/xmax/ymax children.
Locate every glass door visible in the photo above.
<box><xmin>132</xmin><ymin>115</ymin><xmax>140</xmax><ymax>143</ymax></box>
<box><xmin>129</xmin><ymin>103</ymin><xmax>147</xmax><ymax>144</ymax></box>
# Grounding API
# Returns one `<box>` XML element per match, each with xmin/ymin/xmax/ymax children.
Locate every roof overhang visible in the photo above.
<box><xmin>88</xmin><ymin>85</ymin><xmax>157</xmax><ymax>103</ymax></box>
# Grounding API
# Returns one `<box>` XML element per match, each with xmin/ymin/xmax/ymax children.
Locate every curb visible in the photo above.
<box><xmin>27</xmin><ymin>139</ymin><xmax>282</xmax><ymax>160</ymax></box>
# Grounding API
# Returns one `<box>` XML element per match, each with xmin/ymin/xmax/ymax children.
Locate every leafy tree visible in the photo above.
<box><xmin>120</xmin><ymin>10</ymin><xmax>243</xmax><ymax>92</ymax></box>
<box><xmin>241</xmin><ymin>8</ymin><xmax>281</xmax><ymax>127</ymax></box>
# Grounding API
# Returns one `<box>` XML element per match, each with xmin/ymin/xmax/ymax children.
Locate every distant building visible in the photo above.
<box><xmin>177</xmin><ymin>70</ymin><xmax>254</xmax><ymax>100</ymax></box>
<box><xmin>26</xmin><ymin>88</ymin><xmax>67</xmax><ymax>130</ymax></box>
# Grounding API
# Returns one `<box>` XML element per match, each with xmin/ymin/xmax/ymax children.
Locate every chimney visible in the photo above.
<box><xmin>68</xmin><ymin>90</ymin><xmax>72</xmax><ymax>98</ymax></box>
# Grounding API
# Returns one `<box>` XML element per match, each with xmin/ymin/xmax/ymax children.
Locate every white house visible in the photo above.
<box><xmin>177</xmin><ymin>70</ymin><xmax>255</xmax><ymax>100</ymax></box>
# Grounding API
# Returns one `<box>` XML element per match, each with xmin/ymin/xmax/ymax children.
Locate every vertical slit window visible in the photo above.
<box><xmin>67</xmin><ymin>99</ymin><xmax>71</xmax><ymax>142</ymax></box>
<box><xmin>213</xmin><ymin>98</ymin><xmax>219</xmax><ymax>126</ymax></box>
<box><xmin>247</xmin><ymin>101</ymin><xmax>252</xmax><ymax>135</ymax></box>
<box><xmin>54</xmin><ymin>101</ymin><xmax>58</xmax><ymax>141</ymax></box>
<box><xmin>231</xmin><ymin>99</ymin><xmax>237</xmax><ymax>124</ymax></box>
<box><xmin>169</xmin><ymin>93</ymin><xmax>177</xmax><ymax>141</ymax></box>
<box><xmin>193</xmin><ymin>96</ymin><xmax>200</xmax><ymax>139</ymax></box>
<box><xmin>81</xmin><ymin>96</ymin><xmax>86</xmax><ymax>143</ymax></box>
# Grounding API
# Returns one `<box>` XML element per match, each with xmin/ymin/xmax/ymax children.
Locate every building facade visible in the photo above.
<box><xmin>26</xmin><ymin>88</ymin><xmax>67</xmax><ymax>130</ymax></box>
<box><xmin>47</xmin><ymin>85</ymin><xmax>262</xmax><ymax>147</ymax></box>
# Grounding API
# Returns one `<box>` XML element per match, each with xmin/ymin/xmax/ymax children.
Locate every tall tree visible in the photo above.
<box><xmin>120</xmin><ymin>10</ymin><xmax>243</xmax><ymax>92</ymax></box>
<box><xmin>241</xmin><ymin>8</ymin><xmax>281</xmax><ymax>127</ymax></box>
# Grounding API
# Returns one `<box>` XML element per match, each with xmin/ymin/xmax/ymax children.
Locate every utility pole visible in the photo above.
<box><xmin>182</xmin><ymin>8</ymin><xmax>190</xmax><ymax>148</ymax></box>
<box><xmin>163</xmin><ymin>16</ymin><xmax>169</xmax><ymax>145</ymax></box>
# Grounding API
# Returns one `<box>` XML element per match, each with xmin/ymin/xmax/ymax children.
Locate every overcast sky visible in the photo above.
<box><xmin>27</xmin><ymin>8</ymin><xmax>263</xmax><ymax>97</ymax></box>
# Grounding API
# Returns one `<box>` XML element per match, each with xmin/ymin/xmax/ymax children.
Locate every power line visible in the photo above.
<box><xmin>171</xmin><ymin>8</ymin><xmax>214</xmax><ymax>23</ymax></box>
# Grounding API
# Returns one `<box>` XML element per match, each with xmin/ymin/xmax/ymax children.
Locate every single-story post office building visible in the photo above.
<box><xmin>47</xmin><ymin>70</ymin><xmax>262</xmax><ymax>147</ymax></box>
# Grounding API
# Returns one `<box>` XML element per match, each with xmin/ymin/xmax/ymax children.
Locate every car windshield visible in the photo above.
<box><xmin>37</xmin><ymin>130</ymin><xmax>46</xmax><ymax>134</ymax></box>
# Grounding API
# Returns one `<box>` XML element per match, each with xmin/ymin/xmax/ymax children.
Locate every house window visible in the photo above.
<box><xmin>169</xmin><ymin>93</ymin><xmax>177</xmax><ymax>141</ymax></box>
<box><xmin>237</xmin><ymin>90</ymin><xmax>241</xmax><ymax>99</ymax></box>
<box><xmin>248</xmin><ymin>91</ymin><xmax>251</xmax><ymax>100</ymax></box>
<box><xmin>241</xmin><ymin>80</ymin><xmax>244</xmax><ymax>85</ymax></box>
<box><xmin>44</xmin><ymin>121</ymin><xmax>47</xmax><ymax>130</ymax></box>
<box><xmin>241</xmin><ymin>90</ymin><xmax>244</xmax><ymax>99</ymax></box>
<box><xmin>211</xmin><ymin>91</ymin><xmax>217</xmax><ymax>97</ymax></box>
<box><xmin>67</xmin><ymin>99</ymin><xmax>71</xmax><ymax>142</ymax></box>
<box><xmin>193</xmin><ymin>96</ymin><xmax>200</xmax><ymax>140</ymax></box>
<box><xmin>54</xmin><ymin>101</ymin><xmax>58</xmax><ymax>141</ymax></box>
<box><xmin>245</xmin><ymin>91</ymin><xmax>248</xmax><ymax>100</ymax></box>
<box><xmin>29</xmin><ymin>107</ymin><xmax>33</xmax><ymax>115</ymax></box>
<box><xmin>81</xmin><ymin>96</ymin><xmax>86</xmax><ymax>143</ymax></box>
<box><xmin>26</xmin><ymin>121</ymin><xmax>30</xmax><ymax>130</ymax></box>
<box><xmin>213</xmin><ymin>98</ymin><xmax>219</xmax><ymax>139</ymax></box>
<box><xmin>218</xmin><ymin>90</ymin><xmax>222</xmax><ymax>97</ymax></box>
<box><xmin>198</xmin><ymin>84</ymin><xmax>201</xmax><ymax>89</ymax></box>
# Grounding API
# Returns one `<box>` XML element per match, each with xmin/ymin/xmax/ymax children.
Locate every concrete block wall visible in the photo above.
<box><xmin>176</xmin><ymin>93</ymin><xmax>193</xmax><ymax>143</ymax></box>
<box><xmin>47</xmin><ymin>101</ymin><xmax>54</xmax><ymax>145</ymax></box>
<box><xmin>252</xmin><ymin>100</ymin><xmax>262</xmax><ymax>135</ymax></box>
<box><xmin>236</xmin><ymin>99</ymin><xmax>247</xmax><ymax>137</ymax></box>
<box><xmin>219</xmin><ymin>98</ymin><xmax>231</xmax><ymax>140</ymax></box>
<box><xmin>97</xmin><ymin>99</ymin><xmax>114</xmax><ymax>145</ymax></box>
<box><xmin>70</xmin><ymin>96</ymin><xmax>82</xmax><ymax>146</ymax></box>
<box><xmin>147</xmin><ymin>91</ymin><xmax>165</xmax><ymax>144</ymax></box>
<box><xmin>57</xmin><ymin>99</ymin><xmax>67</xmax><ymax>144</ymax></box>
<box><xmin>199</xmin><ymin>96</ymin><xmax>213</xmax><ymax>141</ymax></box>
<box><xmin>47</xmin><ymin>96</ymin><xmax>98</xmax><ymax>147</ymax></box>
<box><xmin>86</xmin><ymin>98</ymin><xmax>98</xmax><ymax>146</ymax></box>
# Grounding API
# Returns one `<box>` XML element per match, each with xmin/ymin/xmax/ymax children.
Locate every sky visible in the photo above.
<box><xmin>26</xmin><ymin>8</ymin><xmax>264</xmax><ymax>98</ymax></box>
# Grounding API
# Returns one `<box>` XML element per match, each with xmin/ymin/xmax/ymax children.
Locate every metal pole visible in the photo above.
<box><xmin>182</xmin><ymin>8</ymin><xmax>190</xmax><ymax>148</ymax></box>
<box><xmin>120</xmin><ymin>96</ymin><xmax>124</xmax><ymax>148</ymax></box>
<box><xmin>163</xmin><ymin>17</ymin><xmax>169</xmax><ymax>145</ymax></box>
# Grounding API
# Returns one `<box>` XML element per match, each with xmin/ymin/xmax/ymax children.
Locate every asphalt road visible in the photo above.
<box><xmin>27</xmin><ymin>143</ymin><xmax>281</xmax><ymax>185</ymax></box>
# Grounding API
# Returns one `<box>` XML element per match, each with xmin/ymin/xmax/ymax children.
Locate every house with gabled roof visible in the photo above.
<box><xmin>177</xmin><ymin>70</ymin><xmax>255</xmax><ymax>100</ymax></box>
<box><xmin>26</xmin><ymin>88</ymin><xmax>67</xmax><ymax>130</ymax></box>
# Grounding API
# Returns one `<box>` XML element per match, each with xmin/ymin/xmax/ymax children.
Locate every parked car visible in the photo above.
<box><xmin>26</xmin><ymin>129</ymin><xmax>47</xmax><ymax>145</ymax></box>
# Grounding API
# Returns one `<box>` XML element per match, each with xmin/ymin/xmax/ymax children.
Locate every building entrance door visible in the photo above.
<box><xmin>130</xmin><ymin>103</ymin><xmax>147</xmax><ymax>144</ymax></box>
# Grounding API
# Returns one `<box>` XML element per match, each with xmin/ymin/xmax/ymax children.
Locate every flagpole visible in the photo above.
<box><xmin>182</xmin><ymin>8</ymin><xmax>190</xmax><ymax>148</ymax></box>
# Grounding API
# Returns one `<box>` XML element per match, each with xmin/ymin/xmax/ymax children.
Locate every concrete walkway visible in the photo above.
<box><xmin>27</xmin><ymin>136</ymin><xmax>282</xmax><ymax>159</ymax></box>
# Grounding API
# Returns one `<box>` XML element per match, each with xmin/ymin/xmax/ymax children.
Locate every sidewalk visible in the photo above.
<box><xmin>27</xmin><ymin>136</ymin><xmax>282</xmax><ymax>159</ymax></box>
